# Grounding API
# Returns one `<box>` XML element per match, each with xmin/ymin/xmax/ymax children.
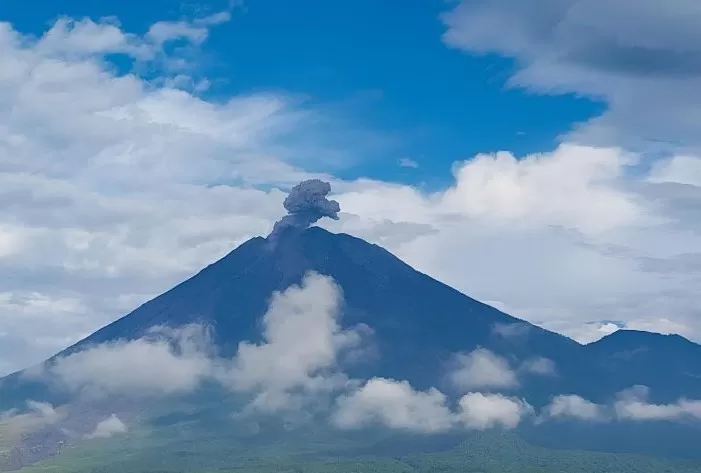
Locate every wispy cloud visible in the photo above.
<box><xmin>398</xmin><ymin>158</ymin><xmax>419</xmax><ymax>169</ymax></box>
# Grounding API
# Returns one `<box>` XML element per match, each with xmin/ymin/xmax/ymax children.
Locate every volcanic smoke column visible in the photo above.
<box><xmin>268</xmin><ymin>179</ymin><xmax>341</xmax><ymax>238</ymax></box>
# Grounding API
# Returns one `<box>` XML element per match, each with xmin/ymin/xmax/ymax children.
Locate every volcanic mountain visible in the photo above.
<box><xmin>4</xmin><ymin>180</ymin><xmax>701</xmax><ymax>406</ymax></box>
<box><xmin>2</xmin><ymin>180</ymin><xmax>701</xmax><ymax>469</ymax></box>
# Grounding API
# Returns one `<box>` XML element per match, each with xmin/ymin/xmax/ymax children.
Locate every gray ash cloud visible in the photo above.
<box><xmin>268</xmin><ymin>179</ymin><xmax>340</xmax><ymax>238</ymax></box>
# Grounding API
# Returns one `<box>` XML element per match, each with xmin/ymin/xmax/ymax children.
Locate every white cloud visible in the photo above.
<box><xmin>0</xmin><ymin>400</ymin><xmax>64</xmax><ymax>437</ymax></box>
<box><xmin>649</xmin><ymin>156</ymin><xmax>701</xmax><ymax>187</ymax></box>
<box><xmin>328</xmin><ymin>145</ymin><xmax>701</xmax><ymax>344</ymax></box>
<box><xmin>44</xmin><ymin>325</ymin><xmax>214</xmax><ymax>397</ymax></box>
<box><xmin>332</xmin><ymin>378</ymin><xmax>455</xmax><ymax>433</ymax></box>
<box><xmin>439</xmin><ymin>144</ymin><xmax>643</xmax><ymax>235</ymax></box>
<box><xmin>540</xmin><ymin>387</ymin><xmax>701</xmax><ymax>424</ymax></box>
<box><xmin>614</xmin><ymin>386</ymin><xmax>701</xmax><ymax>421</ymax></box>
<box><xmin>35</xmin><ymin>273</ymin><xmax>364</xmax><ymax>409</ymax></box>
<box><xmin>87</xmin><ymin>414</ymin><xmax>127</xmax><ymax>439</ymax></box>
<box><xmin>3</xmin><ymin>7</ymin><xmax>701</xmax><ymax>383</ymax></box>
<box><xmin>521</xmin><ymin>357</ymin><xmax>557</xmax><ymax>376</ymax></box>
<box><xmin>332</xmin><ymin>377</ymin><xmax>531</xmax><ymax>434</ymax></box>
<box><xmin>457</xmin><ymin>392</ymin><xmax>532</xmax><ymax>430</ymax></box>
<box><xmin>0</xmin><ymin>16</ymin><xmax>336</xmax><ymax>375</ymax></box>
<box><xmin>543</xmin><ymin>395</ymin><xmax>607</xmax><ymax>422</ymax></box>
<box><xmin>221</xmin><ymin>272</ymin><xmax>367</xmax><ymax>412</ymax></box>
<box><xmin>441</xmin><ymin>0</ymin><xmax>701</xmax><ymax>153</ymax></box>
<box><xmin>449</xmin><ymin>348</ymin><xmax>518</xmax><ymax>391</ymax></box>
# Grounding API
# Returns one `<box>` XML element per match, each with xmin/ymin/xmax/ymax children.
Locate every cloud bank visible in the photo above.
<box><xmin>332</xmin><ymin>377</ymin><xmax>533</xmax><ymax>434</ymax></box>
<box><xmin>37</xmin><ymin>272</ymin><xmax>364</xmax><ymax>415</ymax></box>
<box><xmin>541</xmin><ymin>386</ymin><xmax>701</xmax><ymax>423</ymax></box>
<box><xmin>220</xmin><ymin>272</ymin><xmax>365</xmax><ymax>412</ymax></box>
<box><xmin>449</xmin><ymin>348</ymin><xmax>519</xmax><ymax>391</ymax></box>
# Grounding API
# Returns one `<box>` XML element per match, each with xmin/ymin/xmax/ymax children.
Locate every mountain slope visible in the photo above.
<box><xmin>7</xmin><ymin>227</ymin><xmax>701</xmax><ymax>405</ymax></box>
<box><xmin>3</xmin><ymin>224</ymin><xmax>701</xmax><ymax>469</ymax></box>
<box><xmin>54</xmin><ymin>226</ymin><xmax>586</xmax><ymax>399</ymax></box>
<box><xmin>584</xmin><ymin>330</ymin><xmax>701</xmax><ymax>401</ymax></box>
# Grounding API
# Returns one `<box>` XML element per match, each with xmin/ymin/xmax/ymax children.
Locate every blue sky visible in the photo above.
<box><xmin>1</xmin><ymin>0</ymin><xmax>701</xmax><ymax>374</ymax></box>
<box><xmin>4</xmin><ymin>0</ymin><xmax>602</xmax><ymax>186</ymax></box>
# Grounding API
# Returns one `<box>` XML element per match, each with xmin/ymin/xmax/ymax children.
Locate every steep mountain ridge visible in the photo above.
<box><xmin>5</xmin><ymin>227</ymin><xmax>701</xmax><ymax>405</ymax></box>
<box><xmin>52</xmin><ymin>227</ymin><xmax>586</xmax><ymax>399</ymax></box>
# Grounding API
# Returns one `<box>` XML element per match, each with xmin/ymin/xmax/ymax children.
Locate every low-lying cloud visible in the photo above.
<box><xmin>458</xmin><ymin>392</ymin><xmax>533</xmax><ymax>430</ymax></box>
<box><xmin>0</xmin><ymin>400</ymin><xmax>64</xmax><ymax>437</ymax></box>
<box><xmin>36</xmin><ymin>272</ymin><xmax>366</xmax><ymax>414</ymax></box>
<box><xmin>45</xmin><ymin>325</ymin><xmax>214</xmax><ymax>397</ymax></box>
<box><xmin>23</xmin><ymin>275</ymin><xmax>701</xmax><ymax>437</ymax></box>
<box><xmin>449</xmin><ymin>348</ymin><xmax>519</xmax><ymax>391</ymax></box>
<box><xmin>542</xmin><ymin>394</ymin><xmax>608</xmax><ymax>422</ymax></box>
<box><xmin>332</xmin><ymin>378</ymin><xmax>455</xmax><ymax>433</ymax></box>
<box><xmin>614</xmin><ymin>386</ymin><xmax>701</xmax><ymax>421</ymax></box>
<box><xmin>220</xmin><ymin>272</ymin><xmax>367</xmax><ymax>412</ymax></box>
<box><xmin>332</xmin><ymin>377</ymin><xmax>533</xmax><ymax>434</ymax></box>
<box><xmin>449</xmin><ymin>348</ymin><xmax>556</xmax><ymax>392</ymax></box>
<box><xmin>542</xmin><ymin>386</ymin><xmax>701</xmax><ymax>423</ymax></box>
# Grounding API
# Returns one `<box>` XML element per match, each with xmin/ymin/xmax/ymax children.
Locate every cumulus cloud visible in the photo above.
<box><xmin>43</xmin><ymin>325</ymin><xmax>214</xmax><ymax>397</ymax></box>
<box><xmin>332</xmin><ymin>378</ymin><xmax>532</xmax><ymax>433</ymax></box>
<box><xmin>543</xmin><ymin>395</ymin><xmax>607</xmax><ymax>422</ymax></box>
<box><xmin>332</xmin><ymin>378</ymin><xmax>455</xmax><ymax>433</ymax></box>
<box><xmin>3</xmin><ymin>6</ymin><xmax>701</xmax><ymax>382</ymax></box>
<box><xmin>87</xmin><ymin>414</ymin><xmax>128</xmax><ymax>439</ymax></box>
<box><xmin>540</xmin><ymin>387</ymin><xmax>701</xmax><ymax>423</ymax></box>
<box><xmin>221</xmin><ymin>272</ymin><xmax>366</xmax><ymax>412</ymax></box>
<box><xmin>439</xmin><ymin>144</ymin><xmax>642</xmax><ymax>234</ymax></box>
<box><xmin>36</xmin><ymin>272</ymin><xmax>364</xmax><ymax>411</ymax></box>
<box><xmin>0</xmin><ymin>15</ymin><xmax>369</xmax><ymax>375</ymax></box>
<box><xmin>269</xmin><ymin>180</ymin><xmax>341</xmax><ymax>238</ymax></box>
<box><xmin>449</xmin><ymin>348</ymin><xmax>518</xmax><ymax>391</ymax></box>
<box><xmin>457</xmin><ymin>392</ymin><xmax>533</xmax><ymax>430</ymax></box>
<box><xmin>34</xmin><ymin>11</ymin><xmax>231</xmax><ymax>72</ymax></box>
<box><xmin>330</xmin><ymin>144</ymin><xmax>701</xmax><ymax>344</ymax></box>
<box><xmin>614</xmin><ymin>386</ymin><xmax>701</xmax><ymax>421</ymax></box>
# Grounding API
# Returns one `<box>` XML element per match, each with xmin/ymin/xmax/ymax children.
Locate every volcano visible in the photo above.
<box><xmin>4</xmin><ymin>179</ymin><xmax>701</xmax><ymax>408</ymax></box>
<box><xmin>2</xmin><ymin>180</ymin><xmax>701</xmax><ymax>470</ymax></box>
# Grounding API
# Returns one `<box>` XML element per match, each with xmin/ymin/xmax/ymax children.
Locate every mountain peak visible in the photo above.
<box><xmin>592</xmin><ymin>329</ymin><xmax>697</xmax><ymax>348</ymax></box>
<box><xmin>41</xmin><ymin>217</ymin><xmax>580</xmax><ymax>394</ymax></box>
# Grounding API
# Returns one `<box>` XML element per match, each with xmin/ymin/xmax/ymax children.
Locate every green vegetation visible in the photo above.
<box><xmin>14</xmin><ymin>423</ymin><xmax>701</xmax><ymax>473</ymax></box>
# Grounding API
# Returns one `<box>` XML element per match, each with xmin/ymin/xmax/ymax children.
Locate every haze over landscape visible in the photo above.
<box><xmin>2</xmin><ymin>0</ymin><xmax>701</xmax><ymax>471</ymax></box>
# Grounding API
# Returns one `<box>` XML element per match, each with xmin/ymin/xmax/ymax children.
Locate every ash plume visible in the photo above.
<box><xmin>269</xmin><ymin>179</ymin><xmax>340</xmax><ymax>238</ymax></box>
